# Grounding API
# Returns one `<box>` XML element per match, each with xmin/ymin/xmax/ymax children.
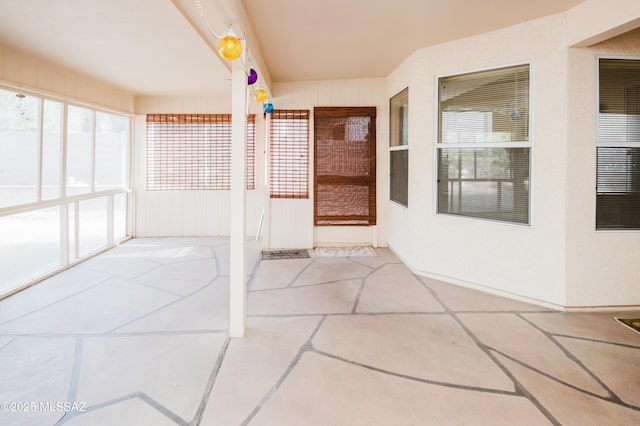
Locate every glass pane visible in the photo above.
<box><xmin>390</xmin><ymin>88</ymin><xmax>409</xmax><ymax>147</ymax></box>
<box><xmin>67</xmin><ymin>106</ymin><xmax>93</xmax><ymax>195</ymax></box>
<box><xmin>95</xmin><ymin>112</ymin><xmax>128</xmax><ymax>191</ymax></box>
<box><xmin>439</xmin><ymin>65</ymin><xmax>529</xmax><ymax>144</ymax></box>
<box><xmin>596</xmin><ymin>147</ymin><xmax>640</xmax><ymax>229</ymax></box>
<box><xmin>42</xmin><ymin>100</ymin><xmax>62</xmax><ymax>200</ymax></box>
<box><xmin>79</xmin><ymin>197</ymin><xmax>107</xmax><ymax>256</ymax></box>
<box><xmin>390</xmin><ymin>149</ymin><xmax>408</xmax><ymax>207</ymax></box>
<box><xmin>437</xmin><ymin>147</ymin><xmax>529</xmax><ymax>224</ymax></box>
<box><xmin>114</xmin><ymin>192</ymin><xmax>127</xmax><ymax>241</ymax></box>
<box><xmin>0</xmin><ymin>207</ymin><xmax>60</xmax><ymax>295</ymax></box>
<box><xmin>598</xmin><ymin>59</ymin><xmax>640</xmax><ymax>144</ymax></box>
<box><xmin>0</xmin><ymin>89</ymin><xmax>40</xmax><ymax>207</ymax></box>
<box><xmin>68</xmin><ymin>203</ymin><xmax>76</xmax><ymax>262</ymax></box>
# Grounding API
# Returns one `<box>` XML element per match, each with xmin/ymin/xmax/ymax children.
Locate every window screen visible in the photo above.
<box><xmin>270</xmin><ymin>110</ymin><xmax>309</xmax><ymax>198</ymax></box>
<box><xmin>146</xmin><ymin>114</ymin><xmax>255</xmax><ymax>191</ymax></box>
<box><xmin>437</xmin><ymin>64</ymin><xmax>531</xmax><ymax>224</ymax></box>
<box><xmin>596</xmin><ymin>58</ymin><xmax>640</xmax><ymax>229</ymax></box>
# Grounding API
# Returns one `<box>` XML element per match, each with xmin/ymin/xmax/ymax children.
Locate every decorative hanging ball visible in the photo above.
<box><xmin>263</xmin><ymin>102</ymin><xmax>274</xmax><ymax>113</ymax></box>
<box><xmin>255</xmin><ymin>89</ymin><xmax>267</xmax><ymax>102</ymax></box>
<box><xmin>247</xmin><ymin>68</ymin><xmax>258</xmax><ymax>85</ymax></box>
<box><xmin>217</xmin><ymin>35</ymin><xmax>242</xmax><ymax>60</ymax></box>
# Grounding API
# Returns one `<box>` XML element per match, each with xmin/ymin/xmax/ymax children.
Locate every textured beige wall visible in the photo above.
<box><xmin>387</xmin><ymin>14</ymin><xmax>571</xmax><ymax>307</ymax></box>
<box><xmin>387</xmin><ymin>9</ymin><xmax>640</xmax><ymax>308</ymax></box>
<box><xmin>565</xmin><ymin>28</ymin><xmax>640</xmax><ymax>307</ymax></box>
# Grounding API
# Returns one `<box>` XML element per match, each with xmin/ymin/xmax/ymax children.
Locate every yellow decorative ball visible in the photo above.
<box><xmin>255</xmin><ymin>89</ymin><xmax>267</xmax><ymax>102</ymax></box>
<box><xmin>217</xmin><ymin>35</ymin><xmax>242</xmax><ymax>60</ymax></box>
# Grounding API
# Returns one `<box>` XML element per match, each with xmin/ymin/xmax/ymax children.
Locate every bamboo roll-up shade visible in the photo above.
<box><xmin>247</xmin><ymin>114</ymin><xmax>256</xmax><ymax>190</ymax></box>
<box><xmin>314</xmin><ymin>107</ymin><xmax>376</xmax><ymax>225</ymax></box>
<box><xmin>146</xmin><ymin>114</ymin><xmax>255</xmax><ymax>191</ymax></box>
<box><xmin>270</xmin><ymin>110</ymin><xmax>309</xmax><ymax>198</ymax></box>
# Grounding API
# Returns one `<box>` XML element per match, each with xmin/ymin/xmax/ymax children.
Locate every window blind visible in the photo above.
<box><xmin>596</xmin><ymin>58</ymin><xmax>640</xmax><ymax>229</ymax></box>
<box><xmin>439</xmin><ymin>65</ymin><xmax>529</xmax><ymax>144</ymax></box>
<box><xmin>270</xmin><ymin>110</ymin><xmax>309</xmax><ymax>198</ymax></box>
<box><xmin>314</xmin><ymin>107</ymin><xmax>376</xmax><ymax>226</ymax></box>
<box><xmin>146</xmin><ymin>114</ymin><xmax>255</xmax><ymax>191</ymax></box>
<box><xmin>437</xmin><ymin>64</ymin><xmax>530</xmax><ymax>224</ymax></box>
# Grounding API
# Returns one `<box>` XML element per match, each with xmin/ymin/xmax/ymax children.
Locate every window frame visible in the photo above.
<box><xmin>0</xmin><ymin>84</ymin><xmax>132</xmax><ymax>209</ymax></box>
<box><xmin>595</xmin><ymin>55</ymin><xmax>640</xmax><ymax>231</ymax></box>
<box><xmin>389</xmin><ymin>87</ymin><xmax>409</xmax><ymax>208</ymax></box>
<box><xmin>433</xmin><ymin>62</ymin><xmax>534</xmax><ymax>225</ymax></box>
<box><xmin>0</xmin><ymin>83</ymin><xmax>132</xmax><ymax>296</ymax></box>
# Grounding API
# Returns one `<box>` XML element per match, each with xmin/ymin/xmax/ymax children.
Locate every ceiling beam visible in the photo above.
<box><xmin>170</xmin><ymin>0</ymin><xmax>272</xmax><ymax>96</ymax></box>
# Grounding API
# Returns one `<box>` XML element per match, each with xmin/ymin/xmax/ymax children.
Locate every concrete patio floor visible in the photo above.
<box><xmin>0</xmin><ymin>237</ymin><xmax>639</xmax><ymax>425</ymax></box>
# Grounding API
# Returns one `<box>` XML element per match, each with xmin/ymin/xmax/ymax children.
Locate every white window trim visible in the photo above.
<box><xmin>594</xmin><ymin>54</ymin><xmax>640</xmax><ymax>233</ymax></box>
<box><xmin>389</xmin><ymin>87</ymin><xmax>410</xmax><ymax>209</ymax></box>
<box><xmin>0</xmin><ymin>83</ymin><xmax>133</xmax><ymax>297</ymax></box>
<box><xmin>432</xmin><ymin>61</ymin><xmax>535</xmax><ymax>227</ymax></box>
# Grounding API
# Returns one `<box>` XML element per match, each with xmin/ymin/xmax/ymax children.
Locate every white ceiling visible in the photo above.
<box><xmin>0</xmin><ymin>0</ymin><xmax>230</xmax><ymax>96</ymax></box>
<box><xmin>0</xmin><ymin>0</ymin><xmax>586</xmax><ymax>97</ymax></box>
<box><xmin>243</xmin><ymin>0</ymin><xmax>586</xmax><ymax>82</ymax></box>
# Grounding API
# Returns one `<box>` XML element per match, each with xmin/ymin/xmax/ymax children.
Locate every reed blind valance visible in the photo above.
<box><xmin>146</xmin><ymin>114</ymin><xmax>255</xmax><ymax>191</ymax></box>
<box><xmin>269</xmin><ymin>110</ymin><xmax>309</xmax><ymax>199</ymax></box>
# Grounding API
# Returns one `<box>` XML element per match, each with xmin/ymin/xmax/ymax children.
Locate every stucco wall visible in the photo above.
<box><xmin>387</xmin><ymin>8</ymin><xmax>640</xmax><ymax>309</ymax></box>
<box><xmin>386</xmin><ymin>14</ymin><xmax>570</xmax><ymax>307</ymax></box>
<box><xmin>565</xmin><ymin>28</ymin><xmax>640</xmax><ymax>308</ymax></box>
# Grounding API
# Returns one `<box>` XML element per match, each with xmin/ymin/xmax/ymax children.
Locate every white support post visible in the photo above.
<box><xmin>229</xmin><ymin>57</ymin><xmax>248</xmax><ymax>338</ymax></box>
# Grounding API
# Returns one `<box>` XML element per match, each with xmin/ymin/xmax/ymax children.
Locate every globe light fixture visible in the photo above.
<box><xmin>247</xmin><ymin>68</ymin><xmax>258</xmax><ymax>85</ymax></box>
<box><xmin>217</xmin><ymin>27</ymin><xmax>242</xmax><ymax>60</ymax></box>
<box><xmin>255</xmin><ymin>89</ymin><xmax>267</xmax><ymax>102</ymax></box>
